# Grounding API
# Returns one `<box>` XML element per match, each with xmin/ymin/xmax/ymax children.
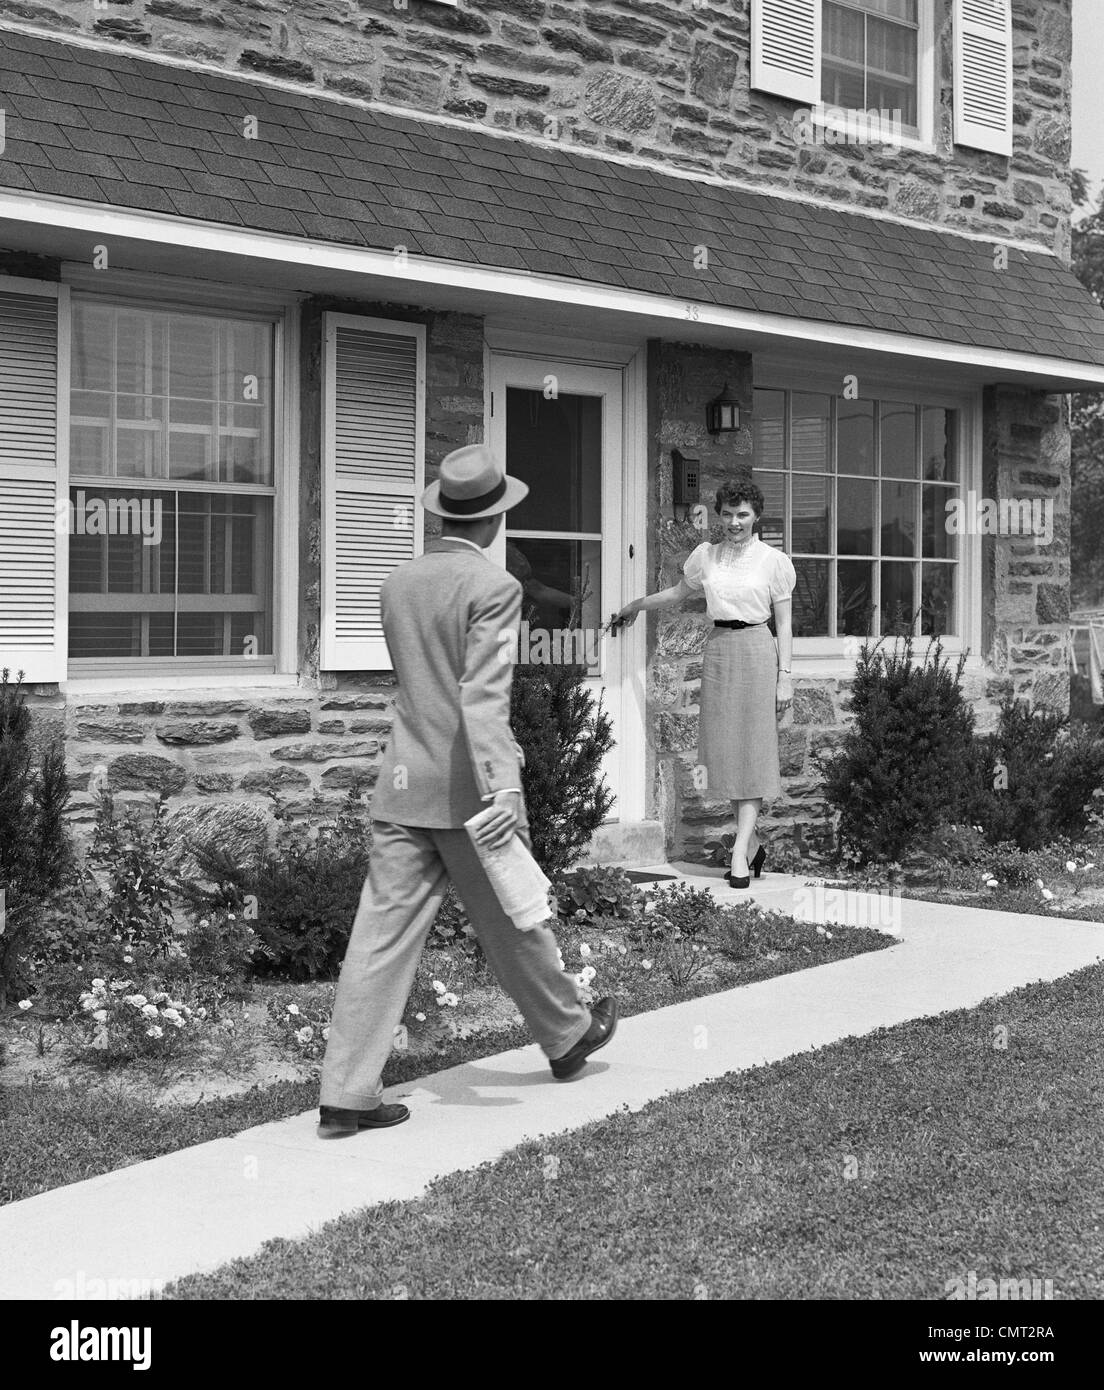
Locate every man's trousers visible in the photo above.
<box><xmin>319</xmin><ymin>819</ymin><xmax>592</xmax><ymax>1110</ymax></box>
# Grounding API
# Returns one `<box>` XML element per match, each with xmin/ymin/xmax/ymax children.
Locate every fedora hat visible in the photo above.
<box><xmin>420</xmin><ymin>444</ymin><xmax>528</xmax><ymax>520</ymax></box>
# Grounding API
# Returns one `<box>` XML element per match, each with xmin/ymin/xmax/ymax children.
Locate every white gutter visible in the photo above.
<box><xmin>3</xmin><ymin>189</ymin><xmax>1104</xmax><ymax>390</ymax></box>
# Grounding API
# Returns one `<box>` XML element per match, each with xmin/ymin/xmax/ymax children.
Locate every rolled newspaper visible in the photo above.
<box><xmin>464</xmin><ymin>806</ymin><xmax>554</xmax><ymax>931</ymax></box>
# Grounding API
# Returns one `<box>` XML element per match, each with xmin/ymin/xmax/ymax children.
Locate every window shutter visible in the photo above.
<box><xmin>953</xmin><ymin>0</ymin><xmax>1014</xmax><ymax>156</ymax></box>
<box><xmin>321</xmin><ymin>314</ymin><xmax>425</xmax><ymax>671</ymax></box>
<box><xmin>751</xmin><ymin>0</ymin><xmax>821</xmax><ymax>105</ymax></box>
<box><xmin>0</xmin><ymin>279</ymin><xmax>68</xmax><ymax>684</ymax></box>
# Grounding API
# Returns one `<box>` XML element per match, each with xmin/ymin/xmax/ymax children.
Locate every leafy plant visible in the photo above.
<box><xmin>75</xmin><ymin>975</ymin><xmax>205</xmax><ymax>1064</ymax></box>
<box><xmin>643</xmin><ymin>881</ymin><xmax>725</xmax><ymax>939</ymax></box>
<box><xmin>553</xmin><ymin>864</ymin><xmax>641</xmax><ymax>923</ymax></box>
<box><xmin>265</xmin><ymin>984</ymin><xmax>336</xmax><ymax>1063</ymax></box>
<box><xmin>84</xmin><ymin>791</ymin><xmax>180</xmax><ymax>959</ymax></box>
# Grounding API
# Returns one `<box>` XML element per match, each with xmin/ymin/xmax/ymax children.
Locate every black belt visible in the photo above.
<box><xmin>714</xmin><ymin>619</ymin><xmax>767</xmax><ymax>630</ymax></box>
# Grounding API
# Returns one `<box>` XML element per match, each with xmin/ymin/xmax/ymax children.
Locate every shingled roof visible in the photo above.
<box><xmin>1</xmin><ymin>25</ymin><xmax>1103</xmax><ymax>368</ymax></box>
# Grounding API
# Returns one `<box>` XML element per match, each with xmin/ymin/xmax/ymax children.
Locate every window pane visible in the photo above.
<box><xmin>838</xmin><ymin>477</ymin><xmax>874</xmax><ymax>554</ymax></box>
<box><xmin>881</xmin><ymin>480</ymin><xmax>918</xmax><ymax>557</ymax></box>
<box><xmin>504</xmin><ymin>537</ymin><xmax>601</xmax><ymax>671</ymax></box>
<box><xmin>922</xmin><ymin>407</ymin><xmax>956</xmax><ymax>481</ymax></box>
<box><xmin>505</xmin><ymin>390</ymin><xmax>602</xmax><ymax>534</ymax></box>
<box><xmin>170</xmin><ymin>318</ymin><xmax>217</xmax><ymax>401</ymax></box>
<box><xmin>792</xmin><ymin>394</ymin><xmax>831</xmax><ymax>473</ymax></box>
<box><xmin>880</xmin><ymin>402</ymin><xmax>917</xmax><ymax>478</ymax></box>
<box><xmin>923</xmin><ymin>485</ymin><xmax>958</xmax><ymax>559</ymax></box>
<box><xmin>881</xmin><ymin>562</ymin><xmax>916</xmax><ymax>635</ymax></box>
<box><xmin>838</xmin><ymin>560</ymin><xmax>875</xmax><ymax>636</ymax></box>
<box><xmin>922</xmin><ymin>565</ymin><xmax>956</xmax><ymax>637</ymax></box>
<box><xmin>756</xmin><ymin>470</ymin><xmax>785</xmax><ymax>547</ymax></box>
<box><xmin>792</xmin><ymin>475</ymin><xmax>830</xmax><ymax>553</ymax></box>
<box><xmin>71</xmin><ymin>304</ymin><xmax>114</xmax><ymax>392</ymax></box>
<box><xmin>793</xmin><ymin>558</ymin><xmax>830</xmax><ymax>637</ymax></box>
<box><xmin>753</xmin><ymin>389</ymin><xmax>785</xmax><ymax>469</ymax></box>
<box><xmin>824</xmin><ymin>3</ymin><xmax>865</xmax><ymax>63</ymax></box>
<box><xmin>838</xmin><ymin>398</ymin><xmax>875</xmax><ymax>476</ymax></box>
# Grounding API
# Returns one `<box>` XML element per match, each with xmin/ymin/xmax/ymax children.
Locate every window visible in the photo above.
<box><xmin>67</xmin><ymin>300</ymin><xmax>276</xmax><ymax>667</ymax></box>
<box><xmin>753</xmin><ymin>386</ymin><xmax>960</xmax><ymax>641</ymax></box>
<box><xmin>822</xmin><ymin>0</ymin><xmax>921</xmax><ymax>133</ymax></box>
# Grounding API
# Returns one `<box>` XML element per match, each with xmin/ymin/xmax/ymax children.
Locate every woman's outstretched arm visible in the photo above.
<box><xmin>610</xmin><ymin>577</ymin><xmax>696</xmax><ymax>630</ymax></box>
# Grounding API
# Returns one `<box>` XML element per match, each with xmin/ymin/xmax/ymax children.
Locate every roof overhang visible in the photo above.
<box><xmin>5</xmin><ymin>190</ymin><xmax>1104</xmax><ymax>394</ymax></box>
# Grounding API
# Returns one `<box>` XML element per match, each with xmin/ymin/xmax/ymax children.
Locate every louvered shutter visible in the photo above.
<box><xmin>953</xmin><ymin>0</ymin><xmax>1013</xmax><ymax>156</ymax></box>
<box><xmin>321</xmin><ymin>314</ymin><xmax>425</xmax><ymax>670</ymax></box>
<box><xmin>751</xmin><ymin>0</ymin><xmax>821</xmax><ymax>105</ymax></box>
<box><xmin>0</xmin><ymin>279</ymin><xmax>68</xmax><ymax>684</ymax></box>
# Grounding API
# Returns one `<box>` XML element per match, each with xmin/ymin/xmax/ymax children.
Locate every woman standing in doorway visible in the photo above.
<box><xmin>611</xmin><ymin>481</ymin><xmax>796</xmax><ymax>886</ymax></box>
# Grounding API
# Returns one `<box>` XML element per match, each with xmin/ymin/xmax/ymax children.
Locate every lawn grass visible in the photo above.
<box><xmin>165</xmin><ymin>962</ymin><xmax>1104</xmax><ymax>1300</ymax></box>
<box><xmin>0</xmin><ymin>917</ymin><xmax>892</xmax><ymax>1206</ymax></box>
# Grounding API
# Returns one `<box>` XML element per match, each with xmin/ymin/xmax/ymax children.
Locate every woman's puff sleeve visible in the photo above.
<box><xmin>683</xmin><ymin>542</ymin><xmax>709</xmax><ymax>592</ymax></box>
<box><xmin>769</xmin><ymin>549</ymin><xmax>797</xmax><ymax>602</ymax></box>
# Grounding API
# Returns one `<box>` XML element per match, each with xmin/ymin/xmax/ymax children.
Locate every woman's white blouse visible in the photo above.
<box><xmin>683</xmin><ymin>538</ymin><xmax>797</xmax><ymax>623</ymax></box>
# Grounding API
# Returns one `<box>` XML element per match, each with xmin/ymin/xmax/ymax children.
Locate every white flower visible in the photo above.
<box><xmin>618</xmin><ymin>946</ymin><xmax>628</xmax><ymax>956</ymax></box>
<box><xmin>816</xmin><ymin>924</ymin><xmax>828</xmax><ymax>936</ymax></box>
<box><xmin>141</xmin><ymin>1004</ymin><xmax>159</xmax><ymax>1019</ymax></box>
<box><xmin>1066</xmin><ymin>860</ymin><xmax>1077</xmax><ymax>873</ymax></box>
<box><xmin>162</xmin><ymin>1008</ymin><xmax>184</xmax><ymax>1026</ymax></box>
<box><xmin>286</xmin><ymin>1003</ymin><xmax>300</xmax><ymax>1016</ymax></box>
<box><xmin>195</xmin><ymin>1008</ymin><xmax>207</xmax><ymax>1020</ymax></box>
<box><xmin>579</xmin><ymin>943</ymin><xmax>592</xmax><ymax>957</ymax></box>
<box><xmin>122</xmin><ymin>955</ymin><xmax>134</xmax><ymax>964</ymax></box>
<box><xmin>1035</xmin><ymin>879</ymin><xmax>1045</xmax><ymax>891</ymax></box>
<box><xmin>322</xmin><ymin>1027</ymin><xmax>330</xmax><ymax>1040</ymax></box>
<box><xmin>415</xmin><ymin>1012</ymin><xmax>426</xmax><ymax>1022</ymax></box>
<box><xmin>642</xmin><ymin>959</ymin><xmax>653</xmax><ymax>971</ymax></box>
<box><xmin>1041</xmin><ymin>889</ymin><xmax>1055</xmax><ymax>901</ymax></box>
<box><xmin>92</xmin><ymin>1009</ymin><xmax>108</xmax><ymax>1022</ymax></box>
<box><xmin>295</xmin><ymin>1026</ymin><xmax>314</xmax><ymax>1044</ymax></box>
<box><xmin>432</xmin><ymin>980</ymin><xmax>446</xmax><ymax>994</ymax></box>
<box><xmin>986</xmin><ymin>879</ymin><xmax>999</xmax><ymax>890</ymax></box>
<box><xmin>146</xmin><ymin>1026</ymin><xmax>163</xmax><ymax>1039</ymax></box>
<box><xmin>91</xmin><ymin>978</ymin><xmax>106</xmax><ymax>989</ymax></box>
<box><xmin>439</xmin><ymin>992</ymin><xmax>459</xmax><ymax>1008</ymax></box>
<box><xmin>123</xmin><ymin>994</ymin><xmax>148</xmax><ymax>1009</ymax></box>
<box><xmin>1083</xmin><ymin>864</ymin><xmax>1095</xmax><ymax>872</ymax></box>
<box><xmin>79</xmin><ymin>995</ymin><xmax>96</xmax><ymax>1011</ymax></box>
<box><xmin>579</xmin><ymin>965</ymin><xmax>596</xmax><ymax>983</ymax></box>
<box><xmin>17</xmin><ymin>999</ymin><xmax>33</xmax><ymax>1011</ymax></box>
<box><xmin>152</xmin><ymin>992</ymin><xmax>170</xmax><ymax>1005</ymax></box>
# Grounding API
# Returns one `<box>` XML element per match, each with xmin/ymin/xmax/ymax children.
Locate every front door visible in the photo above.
<box><xmin>488</xmin><ymin>355</ymin><xmax>625</xmax><ymax>815</ymax></box>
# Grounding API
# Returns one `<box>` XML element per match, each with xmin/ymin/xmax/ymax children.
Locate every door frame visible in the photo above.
<box><xmin>484</xmin><ymin>336</ymin><xmax>647</xmax><ymax>825</ymax></box>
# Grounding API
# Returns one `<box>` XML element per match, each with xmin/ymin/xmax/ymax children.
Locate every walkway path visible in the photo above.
<box><xmin>2</xmin><ymin>866</ymin><xmax>1102</xmax><ymax>1299</ymax></box>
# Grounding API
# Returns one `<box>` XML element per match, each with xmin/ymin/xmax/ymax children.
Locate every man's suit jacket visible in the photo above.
<box><xmin>370</xmin><ymin>537</ymin><xmax>528</xmax><ymax>829</ymax></box>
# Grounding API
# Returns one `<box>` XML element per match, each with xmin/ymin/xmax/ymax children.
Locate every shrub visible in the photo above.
<box><xmin>643</xmin><ymin>881</ymin><xmax>726</xmax><ymax>939</ymax></box>
<box><xmin>0</xmin><ymin>669</ymin><xmax>73</xmax><ymax>1004</ymax></box>
<box><xmin>510</xmin><ymin>659</ymin><xmax>615</xmax><ymax>880</ymax></box>
<box><xmin>973</xmin><ymin>700</ymin><xmax>1104</xmax><ymax>850</ymax></box>
<box><xmin>552</xmin><ymin>864</ymin><xmax>641</xmax><ymax>924</ymax></box>
<box><xmin>180</xmin><ymin>789</ymin><xmax>371</xmax><ymax>981</ymax></box>
<box><xmin>178</xmin><ymin>908</ymin><xmax>265</xmax><ymax>1007</ymax></box>
<box><xmin>822</xmin><ymin>638</ymin><xmax>980</xmax><ymax>864</ymax></box>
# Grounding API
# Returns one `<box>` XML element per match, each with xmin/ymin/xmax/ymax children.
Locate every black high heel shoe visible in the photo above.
<box><xmin>751</xmin><ymin>844</ymin><xmax>766</xmax><ymax>879</ymax></box>
<box><xmin>725</xmin><ymin>867</ymin><xmax>751</xmax><ymax>889</ymax></box>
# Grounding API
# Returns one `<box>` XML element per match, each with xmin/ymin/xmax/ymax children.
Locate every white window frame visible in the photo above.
<box><xmin>814</xmin><ymin>0</ymin><xmax>937</xmax><ymax>153</ymax></box>
<box><xmin>753</xmin><ymin>356</ymin><xmax>983</xmax><ymax>676</ymax></box>
<box><xmin>57</xmin><ymin>268</ymin><xmax>302</xmax><ymax>690</ymax></box>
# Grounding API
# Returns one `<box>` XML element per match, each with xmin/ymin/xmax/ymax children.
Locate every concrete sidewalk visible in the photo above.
<box><xmin>2</xmin><ymin>867</ymin><xmax>1102</xmax><ymax>1299</ymax></box>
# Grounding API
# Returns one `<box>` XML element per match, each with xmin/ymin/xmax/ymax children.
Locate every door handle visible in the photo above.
<box><xmin>628</xmin><ymin>544</ymin><xmax>634</xmax><ymax>559</ymax></box>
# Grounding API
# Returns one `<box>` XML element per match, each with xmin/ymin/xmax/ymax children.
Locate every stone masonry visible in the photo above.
<box><xmin>0</xmin><ymin>0</ymin><xmax>1076</xmax><ymax>260</ymax></box>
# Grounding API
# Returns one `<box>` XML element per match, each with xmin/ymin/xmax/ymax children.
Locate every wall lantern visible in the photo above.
<box><xmin>706</xmin><ymin>383</ymin><xmax>741</xmax><ymax>434</ymax></box>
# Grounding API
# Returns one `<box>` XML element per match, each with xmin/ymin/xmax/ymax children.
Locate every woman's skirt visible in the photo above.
<box><xmin>698</xmin><ymin>623</ymin><xmax>781</xmax><ymax>800</ymax></box>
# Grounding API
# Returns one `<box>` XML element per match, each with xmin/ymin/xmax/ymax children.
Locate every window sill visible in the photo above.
<box><xmin>62</xmin><ymin>673</ymin><xmax>302</xmax><ymax>696</ymax></box>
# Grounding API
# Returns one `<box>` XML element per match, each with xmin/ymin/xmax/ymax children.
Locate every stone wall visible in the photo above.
<box><xmin>1</xmin><ymin>0</ymin><xmax>1075</xmax><ymax>258</ymax></box>
<box><xmin>983</xmin><ymin>385</ymin><xmax>1073</xmax><ymax>710</ymax></box>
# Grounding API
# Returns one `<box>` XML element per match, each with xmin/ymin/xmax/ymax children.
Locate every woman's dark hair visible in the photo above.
<box><xmin>715</xmin><ymin>479</ymin><xmax>764</xmax><ymax>518</ymax></box>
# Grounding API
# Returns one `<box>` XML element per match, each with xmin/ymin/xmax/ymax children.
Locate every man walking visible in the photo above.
<box><xmin>317</xmin><ymin>444</ymin><xmax>618</xmax><ymax>1138</ymax></box>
